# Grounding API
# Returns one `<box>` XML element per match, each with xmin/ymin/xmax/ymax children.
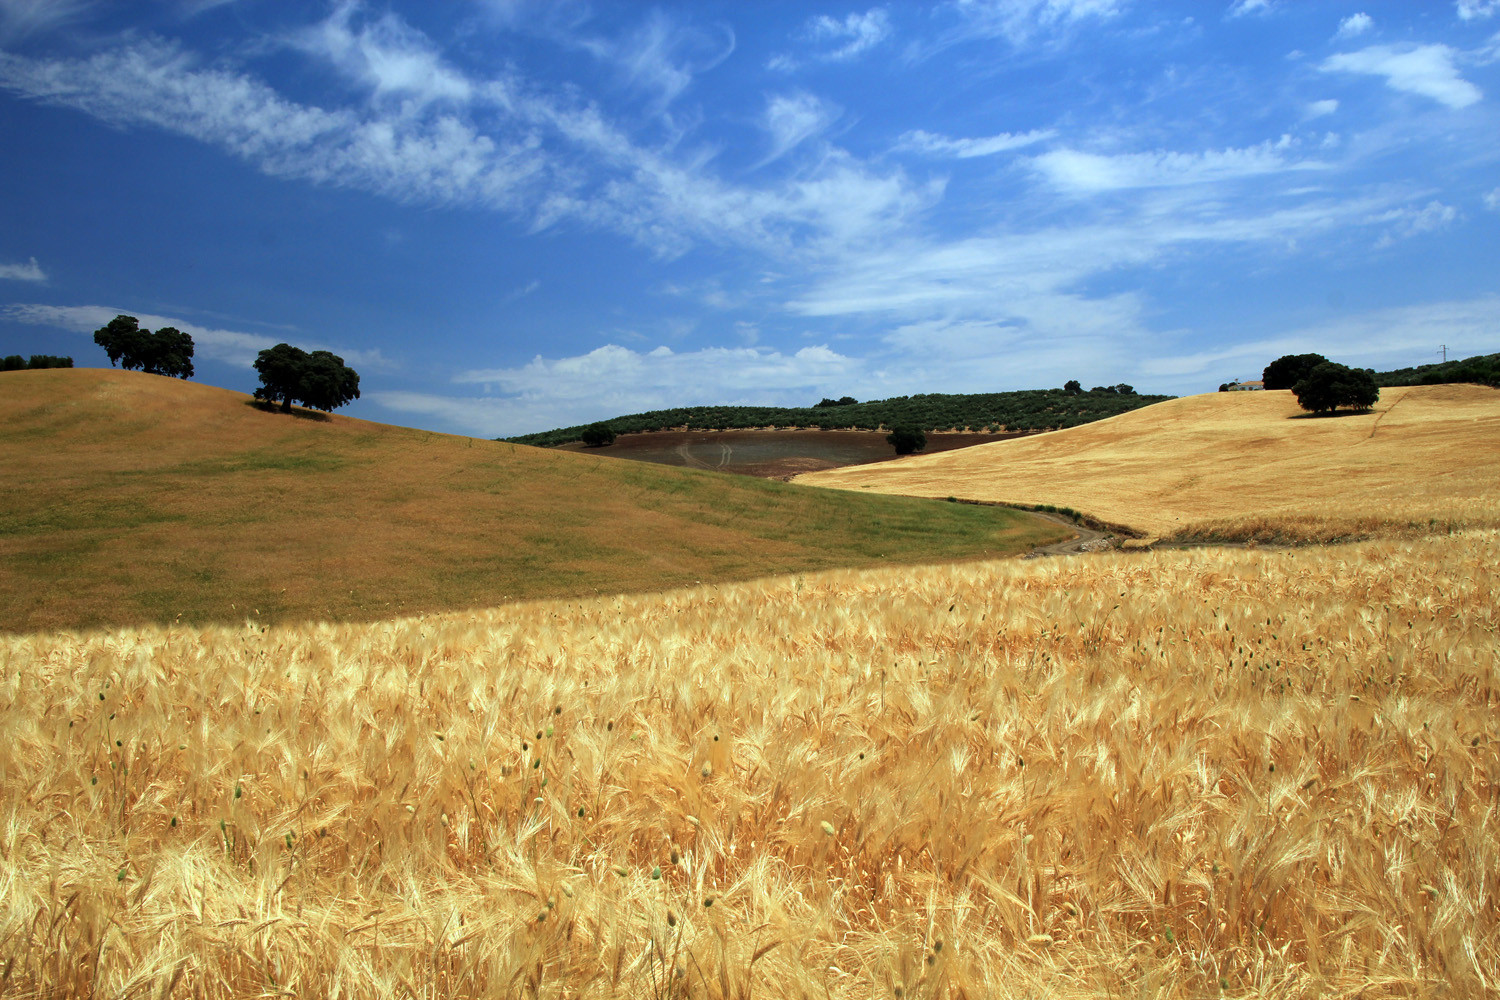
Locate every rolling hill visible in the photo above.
<box><xmin>0</xmin><ymin>369</ymin><xmax>1065</xmax><ymax>632</ymax></box>
<box><xmin>794</xmin><ymin>384</ymin><xmax>1500</xmax><ymax>542</ymax></box>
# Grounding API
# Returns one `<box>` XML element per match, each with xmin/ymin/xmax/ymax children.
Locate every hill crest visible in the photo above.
<box><xmin>0</xmin><ymin>369</ymin><xmax>1063</xmax><ymax>632</ymax></box>
<box><xmin>794</xmin><ymin>385</ymin><xmax>1500</xmax><ymax>542</ymax></box>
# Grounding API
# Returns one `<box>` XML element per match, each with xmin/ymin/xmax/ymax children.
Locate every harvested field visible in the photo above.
<box><xmin>2</xmin><ymin>531</ymin><xmax>1496</xmax><ymax>998</ymax></box>
<box><xmin>794</xmin><ymin>384</ymin><xmax>1500</xmax><ymax>543</ymax></box>
<box><xmin>0</xmin><ymin>370</ymin><xmax>1065</xmax><ymax>633</ymax></box>
<box><xmin>555</xmin><ymin>428</ymin><xmax>1021</xmax><ymax>478</ymax></box>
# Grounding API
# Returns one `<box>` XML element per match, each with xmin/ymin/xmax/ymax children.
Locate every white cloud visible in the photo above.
<box><xmin>0</xmin><ymin>42</ymin><xmax>548</xmax><ymax>212</ymax></box>
<box><xmin>807</xmin><ymin>9</ymin><xmax>892</xmax><ymax>60</ymax></box>
<box><xmin>373</xmin><ymin>343</ymin><xmax>865</xmax><ymax>436</ymax></box>
<box><xmin>1139</xmin><ymin>297</ymin><xmax>1500</xmax><ymax>380</ymax></box>
<box><xmin>1372</xmin><ymin>200</ymin><xmax>1459</xmax><ymax>247</ymax></box>
<box><xmin>1322</xmin><ymin>44</ymin><xmax>1482</xmax><ymax>109</ymax></box>
<box><xmin>768</xmin><ymin>8</ymin><xmax>891</xmax><ymax>71</ymax></box>
<box><xmin>1334</xmin><ymin>13</ymin><xmax>1373</xmax><ymax>39</ymax></box>
<box><xmin>0</xmin><ymin>0</ymin><xmax>95</xmax><ymax>41</ymax></box>
<box><xmin>3</xmin><ymin>303</ymin><xmax>390</xmax><ymax>370</ymax></box>
<box><xmin>1457</xmin><ymin>0</ymin><xmax>1500</xmax><ymax>21</ymax></box>
<box><xmin>576</xmin><ymin>9</ymin><xmax>735</xmax><ymax>108</ymax></box>
<box><xmin>784</xmin><ymin>188</ymin><xmax>1396</xmax><ymax>360</ymax></box>
<box><xmin>291</xmin><ymin>1</ymin><xmax>472</xmax><ymax>107</ymax></box>
<box><xmin>948</xmin><ymin>0</ymin><xmax>1126</xmax><ymax>45</ymax></box>
<box><xmin>0</xmin><ymin>36</ymin><xmax>935</xmax><ymax>260</ymax></box>
<box><xmin>1485</xmin><ymin>187</ymin><xmax>1500</xmax><ymax>210</ymax></box>
<box><xmin>895</xmin><ymin>128</ymin><xmax>1055</xmax><ymax>158</ymax></box>
<box><xmin>1227</xmin><ymin>0</ymin><xmax>1274</xmax><ymax>19</ymax></box>
<box><xmin>1304</xmin><ymin>98</ymin><xmax>1339</xmax><ymax>119</ymax></box>
<box><xmin>759</xmin><ymin>92</ymin><xmax>837</xmax><ymax>164</ymax></box>
<box><xmin>505</xmin><ymin>279</ymin><xmax>541</xmax><ymax>301</ymax></box>
<box><xmin>0</xmin><ymin>256</ymin><xmax>46</xmax><ymax>282</ymax></box>
<box><xmin>1031</xmin><ymin>139</ymin><xmax>1319</xmax><ymax>193</ymax></box>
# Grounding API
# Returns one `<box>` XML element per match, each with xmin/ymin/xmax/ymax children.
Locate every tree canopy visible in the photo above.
<box><xmin>253</xmin><ymin>344</ymin><xmax>360</xmax><ymax>413</ymax></box>
<box><xmin>580</xmin><ymin>422</ymin><xmax>617</xmax><ymax>447</ymax></box>
<box><xmin>1292</xmin><ymin>362</ymin><xmax>1379</xmax><ymax>414</ymax></box>
<box><xmin>92</xmin><ymin>315</ymin><xmax>194</xmax><ymax>378</ymax></box>
<box><xmin>1263</xmin><ymin>353</ymin><xmax>1329</xmax><ymax>391</ymax></box>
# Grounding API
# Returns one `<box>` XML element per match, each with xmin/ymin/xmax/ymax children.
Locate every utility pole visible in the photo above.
<box><xmin>1440</xmin><ymin>344</ymin><xmax>1448</xmax><ymax>363</ymax></box>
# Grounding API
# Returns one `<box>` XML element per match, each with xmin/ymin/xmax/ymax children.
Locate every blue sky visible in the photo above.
<box><xmin>1</xmin><ymin>0</ymin><xmax>1497</xmax><ymax>437</ymax></box>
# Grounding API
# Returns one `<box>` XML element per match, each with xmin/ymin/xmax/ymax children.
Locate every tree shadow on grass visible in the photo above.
<box><xmin>1287</xmin><ymin>409</ymin><xmax>1376</xmax><ymax>420</ymax></box>
<box><xmin>245</xmin><ymin>399</ymin><xmax>332</xmax><ymax>422</ymax></box>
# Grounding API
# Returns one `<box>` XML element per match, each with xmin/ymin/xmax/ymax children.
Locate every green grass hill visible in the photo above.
<box><xmin>0</xmin><ymin>369</ymin><xmax>1067</xmax><ymax>633</ymax></box>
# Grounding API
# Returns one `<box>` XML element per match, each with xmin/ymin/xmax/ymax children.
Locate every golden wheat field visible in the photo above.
<box><xmin>3</xmin><ymin>530</ymin><xmax>1497</xmax><ymax>998</ymax></box>
<box><xmin>793</xmin><ymin>384</ymin><xmax>1500</xmax><ymax>543</ymax></box>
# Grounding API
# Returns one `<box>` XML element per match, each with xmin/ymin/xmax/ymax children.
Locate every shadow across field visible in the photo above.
<box><xmin>1</xmin><ymin>370</ymin><xmax>1070</xmax><ymax>633</ymax></box>
<box><xmin>244</xmin><ymin>399</ymin><xmax>332</xmax><ymax>421</ymax></box>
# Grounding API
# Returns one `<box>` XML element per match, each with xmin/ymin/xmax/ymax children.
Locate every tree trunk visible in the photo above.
<box><xmin>280</xmin><ymin>396</ymin><xmax>292</xmax><ymax>413</ymax></box>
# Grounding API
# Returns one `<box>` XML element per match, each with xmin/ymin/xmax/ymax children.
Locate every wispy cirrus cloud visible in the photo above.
<box><xmin>0</xmin><ymin>37</ymin><xmax>930</xmax><ymax>260</ymax></box>
<box><xmin>0</xmin><ymin>256</ymin><xmax>46</xmax><ymax>282</ymax></box>
<box><xmin>0</xmin><ymin>42</ymin><xmax>544</xmax><ymax>209</ymax></box>
<box><xmin>948</xmin><ymin>0</ymin><xmax>1127</xmax><ymax>45</ymax></box>
<box><xmin>289</xmin><ymin>1</ymin><xmax>472</xmax><ymax>107</ymax></box>
<box><xmin>895</xmin><ymin>127</ymin><xmax>1054</xmax><ymax>158</ymax></box>
<box><xmin>1030</xmin><ymin>139</ymin><xmax>1321</xmax><ymax>193</ymax></box>
<box><xmin>1372</xmin><ymin>200</ymin><xmax>1459</xmax><ymax>247</ymax></box>
<box><xmin>0</xmin><ymin>0</ymin><xmax>96</xmax><ymax>42</ymax></box>
<box><xmin>1322</xmin><ymin>44</ymin><xmax>1482</xmax><ymax>109</ymax></box>
<box><xmin>807</xmin><ymin>8</ymin><xmax>892</xmax><ymax>61</ymax></box>
<box><xmin>1304</xmin><ymin>98</ymin><xmax>1339</xmax><ymax>119</ymax></box>
<box><xmin>1226</xmin><ymin>0</ymin><xmax>1274</xmax><ymax>19</ymax></box>
<box><xmin>758</xmin><ymin>92</ymin><xmax>837</xmax><ymax>165</ymax></box>
<box><xmin>769</xmin><ymin>8</ymin><xmax>891</xmax><ymax>71</ymax></box>
<box><xmin>574</xmin><ymin>8</ymin><xmax>735</xmax><ymax>109</ymax></box>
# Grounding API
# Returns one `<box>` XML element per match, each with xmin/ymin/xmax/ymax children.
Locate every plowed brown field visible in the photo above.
<box><xmin>556</xmin><ymin>428</ymin><xmax>1021</xmax><ymax>478</ymax></box>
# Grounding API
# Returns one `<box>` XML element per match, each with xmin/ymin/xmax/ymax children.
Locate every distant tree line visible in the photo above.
<box><xmin>1372</xmin><ymin>351</ymin><xmax>1500</xmax><ymax>389</ymax></box>
<box><xmin>505</xmin><ymin>385</ymin><xmax>1171</xmax><ymax>448</ymax></box>
<box><xmin>2</xmin><ymin>354</ymin><xmax>73</xmax><ymax>371</ymax></box>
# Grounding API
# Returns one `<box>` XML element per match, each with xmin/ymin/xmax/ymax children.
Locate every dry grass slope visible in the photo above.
<box><xmin>3</xmin><ymin>531</ymin><xmax>1497</xmax><ymax>998</ymax></box>
<box><xmin>793</xmin><ymin>385</ymin><xmax>1500</xmax><ymax>543</ymax></box>
<box><xmin>0</xmin><ymin>369</ymin><xmax>1062</xmax><ymax>632</ymax></box>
